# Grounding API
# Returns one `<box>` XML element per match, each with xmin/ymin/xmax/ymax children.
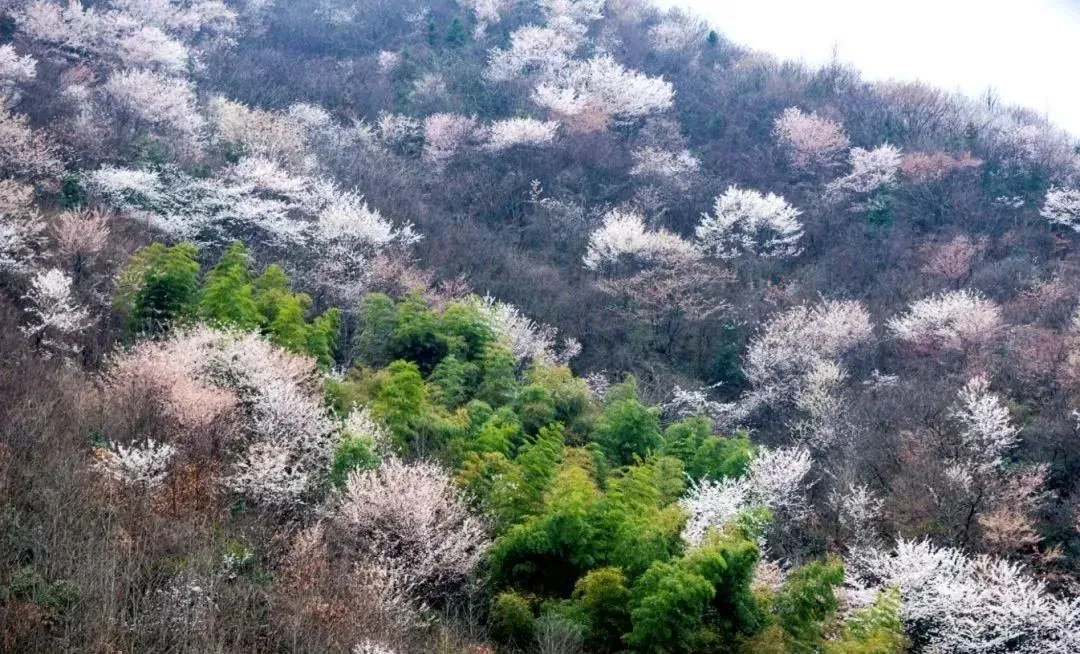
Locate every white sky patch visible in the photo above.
<box><xmin>655</xmin><ymin>0</ymin><xmax>1080</xmax><ymax>135</ymax></box>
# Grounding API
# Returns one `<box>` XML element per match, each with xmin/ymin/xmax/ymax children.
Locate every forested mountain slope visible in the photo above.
<box><xmin>3</xmin><ymin>0</ymin><xmax>1080</xmax><ymax>652</ymax></box>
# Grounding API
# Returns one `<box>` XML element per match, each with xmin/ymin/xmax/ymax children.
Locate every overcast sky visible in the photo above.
<box><xmin>653</xmin><ymin>0</ymin><xmax>1080</xmax><ymax>135</ymax></box>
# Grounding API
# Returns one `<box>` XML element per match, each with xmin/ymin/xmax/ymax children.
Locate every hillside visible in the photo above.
<box><xmin>2</xmin><ymin>0</ymin><xmax>1080</xmax><ymax>652</ymax></box>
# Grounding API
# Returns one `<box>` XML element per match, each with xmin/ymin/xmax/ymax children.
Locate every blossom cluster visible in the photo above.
<box><xmin>695</xmin><ymin>186</ymin><xmax>803</xmax><ymax>259</ymax></box>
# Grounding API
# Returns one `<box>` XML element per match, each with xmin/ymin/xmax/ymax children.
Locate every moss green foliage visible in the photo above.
<box><xmin>824</xmin><ymin>588</ymin><xmax>907</xmax><ymax>654</ymax></box>
<box><xmin>116</xmin><ymin>241</ymin><xmax>340</xmax><ymax>364</ymax></box>
<box><xmin>328</xmin><ymin>434</ymin><xmax>380</xmax><ymax>488</ymax></box>
<box><xmin>327</xmin><ymin>293</ymin><xmax>900</xmax><ymax>653</ymax></box>
<box><xmin>1</xmin><ymin>566</ymin><xmax>77</xmax><ymax>618</ymax></box>
<box><xmin>115</xmin><ymin>241</ymin><xmax>201</xmax><ymax>334</ymax></box>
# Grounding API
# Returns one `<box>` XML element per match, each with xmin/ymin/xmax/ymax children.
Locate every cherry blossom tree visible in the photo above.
<box><xmin>629</xmin><ymin>146</ymin><xmax>700</xmax><ymax>189</ymax></box>
<box><xmin>53</xmin><ymin>208</ymin><xmax>110</xmax><ymax>258</ymax></box>
<box><xmin>21</xmin><ymin>268</ymin><xmax>89</xmax><ymax>354</ymax></box>
<box><xmin>458</xmin><ymin>0</ymin><xmax>508</xmax><ymax>36</ymax></box>
<box><xmin>484</xmin><ymin>26</ymin><xmax>576</xmax><ymax>83</ymax></box>
<box><xmin>952</xmin><ymin>375</ymin><xmax>1019</xmax><ymax>472</ymax></box>
<box><xmin>887</xmin><ymin>289</ymin><xmax>1002</xmax><ymax>352</ymax></box>
<box><xmin>15</xmin><ymin>1</ymin><xmax>117</xmax><ymax>56</ymax></box>
<box><xmin>733</xmin><ymin>299</ymin><xmax>873</xmax><ymax>432</ymax></box>
<box><xmin>105</xmin><ymin>334</ymin><xmax>238</xmax><ymax>430</ymax></box>
<box><xmin>0</xmin><ymin>45</ymin><xmax>37</xmax><ymax>103</ymax></box>
<box><xmin>118</xmin><ymin>25</ymin><xmax>190</xmax><ymax>73</ymax></box>
<box><xmin>375</xmin><ymin>112</ymin><xmax>422</xmax><ymax>149</ymax></box>
<box><xmin>96</xmin><ymin>439</ymin><xmax>178</xmax><ymax>489</ymax></box>
<box><xmin>422</xmin><ymin>113</ymin><xmax>484</xmax><ymax>165</ymax></box>
<box><xmin>849</xmin><ymin>539</ymin><xmax>1080</xmax><ymax>653</ymax></box>
<box><xmin>110</xmin><ymin>0</ymin><xmax>237</xmax><ymax>40</ymax></box>
<box><xmin>376</xmin><ymin>50</ymin><xmax>401</xmax><ymax>74</ymax></box>
<box><xmin>1039</xmin><ymin>187</ymin><xmax>1080</xmax><ymax>231</ymax></box>
<box><xmin>773</xmin><ymin>107</ymin><xmax>850</xmax><ymax>172</ymax></box>
<box><xmin>105</xmin><ymin>326</ymin><xmax>340</xmax><ymax>507</ymax></box>
<box><xmin>695</xmin><ymin>186</ymin><xmax>803</xmax><ymax>259</ymax></box>
<box><xmin>648</xmin><ymin>11</ymin><xmax>709</xmax><ymax>54</ymax></box>
<box><xmin>485</xmin><ymin>117</ymin><xmax>559</xmax><ymax>151</ymax></box>
<box><xmin>681</xmin><ymin>446</ymin><xmax>813</xmax><ymax>547</ymax></box>
<box><xmin>533</xmin><ymin>55</ymin><xmax>675</xmax><ymax>129</ymax></box>
<box><xmin>746</xmin><ymin>299</ymin><xmax>874</xmax><ymax>389</ymax></box>
<box><xmin>475</xmin><ymin>294</ymin><xmax>579</xmax><ymax>365</ymax></box>
<box><xmin>86</xmin><ymin>157</ymin><xmax>420</xmax><ymax>301</ymax></box>
<box><xmin>583</xmin><ymin>208</ymin><xmax>699</xmax><ymax>272</ymax></box>
<box><xmin>825</xmin><ymin>144</ymin><xmax>903</xmax><ymax>200</ymax></box>
<box><xmin>0</xmin><ymin>107</ymin><xmax>62</xmax><ymax>178</ymax></box>
<box><xmin>333</xmin><ymin>457</ymin><xmax>490</xmax><ymax>605</ymax></box>
<box><xmin>0</xmin><ymin>179</ymin><xmax>43</xmax><ymax>272</ymax></box>
<box><xmin>104</xmin><ymin>69</ymin><xmax>205</xmax><ymax>145</ymax></box>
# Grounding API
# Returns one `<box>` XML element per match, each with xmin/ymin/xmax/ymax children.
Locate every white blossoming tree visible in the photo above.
<box><xmin>97</xmin><ymin>439</ymin><xmax>178</xmax><ymax>489</ymax></box>
<box><xmin>773</xmin><ymin>107</ymin><xmax>850</xmax><ymax>172</ymax></box>
<box><xmin>629</xmin><ymin>146</ymin><xmax>700</xmax><ymax>189</ymax></box>
<box><xmin>695</xmin><ymin>186</ymin><xmax>803</xmax><ymax>259</ymax></box>
<box><xmin>848</xmin><ymin>539</ymin><xmax>1080</xmax><ymax>653</ymax></box>
<box><xmin>887</xmin><ymin>289</ymin><xmax>1002</xmax><ymax>352</ymax></box>
<box><xmin>583</xmin><ymin>208</ymin><xmax>699</xmax><ymax>272</ymax></box>
<box><xmin>1039</xmin><ymin>187</ymin><xmax>1080</xmax><ymax>231</ymax></box>
<box><xmin>533</xmin><ymin>55</ymin><xmax>675</xmax><ymax>129</ymax></box>
<box><xmin>825</xmin><ymin>144</ymin><xmax>903</xmax><ymax>200</ymax></box>
<box><xmin>21</xmin><ymin>268</ymin><xmax>89</xmax><ymax>355</ymax></box>
<box><xmin>681</xmin><ymin>446</ymin><xmax>813</xmax><ymax>547</ymax></box>
<box><xmin>333</xmin><ymin>458</ymin><xmax>490</xmax><ymax>605</ymax></box>
<box><xmin>486</xmin><ymin>117</ymin><xmax>559</xmax><ymax>151</ymax></box>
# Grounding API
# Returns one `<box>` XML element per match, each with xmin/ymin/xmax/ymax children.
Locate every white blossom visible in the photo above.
<box><xmin>110</xmin><ymin>326</ymin><xmax>341</xmax><ymax>507</ymax></box>
<box><xmin>377</xmin><ymin>50</ymin><xmax>401</xmax><ymax>74</ymax></box>
<box><xmin>695</xmin><ymin>186</ymin><xmax>803</xmax><ymax>259</ymax></box>
<box><xmin>335</xmin><ymin>458</ymin><xmax>490</xmax><ymax>604</ymax></box>
<box><xmin>0</xmin><ymin>45</ymin><xmax>37</xmax><ymax>97</ymax></box>
<box><xmin>533</xmin><ymin>55</ymin><xmax>675</xmax><ymax>124</ymax></box>
<box><xmin>792</xmin><ymin>358</ymin><xmax>849</xmax><ymax>449</ymax></box>
<box><xmin>226</xmin><ymin>441</ymin><xmax>311</xmax><ymax>506</ymax></box>
<box><xmin>648</xmin><ymin>11</ymin><xmax>709</xmax><ymax>54</ymax></box>
<box><xmin>110</xmin><ymin>0</ymin><xmax>237</xmax><ymax>39</ymax></box>
<box><xmin>773</xmin><ymin>107</ymin><xmax>850</xmax><ymax>171</ymax></box>
<box><xmin>887</xmin><ymin>289</ymin><xmax>1002</xmax><ymax>352</ymax></box>
<box><xmin>21</xmin><ymin>268</ymin><xmax>89</xmax><ymax>353</ymax></box>
<box><xmin>458</xmin><ymin>0</ymin><xmax>508</xmax><ymax>36</ymax></box>
<box><xmin>376</xmin><ymin>112</ymin><xmax>422</xmax><ymax>147</ymax></box>
<box><xmin>118</xmin><ymin>25</ymin><xmax>189</xmax><ymax>73</ymax></box>
<box><xmin>826</xmin><ymin>144</ymin><xmax>903</xmax><ymax>199</ymax></box>
<box><xmin>287</xmin><ymin>102</ymin><xmax>333</xmax><ymax>131</ymax></box>
<box><xmin>1039</xmin><ymin>187</ymin><xmax>1080</xmax><ymax>231</ymax></box>
<box><xmin>629</xmin><ymin>146</ymin><xmax>700</xmax><ymax>189</ymax></box>
<box><xmin>104</xmin><ymin>69</ymin><xmax>205</xmax><ymax>142</ymax></box>
<box><xmin>540</xmin><ymin>0</ymin><xmax>605</xmax><ymax>27</ymax></box>
<box><xmin>952</xmin><ymin>376</ymin><xmax>1019</xmax><ymax>471</ymax></box>
<box><xmin>485</xmin><ymin>25</ymin><xmax>576</xmax><ymax>83</ymax></box>
<box><xmin>681</xmin><ymin>446</ymin><xmax>813</xmax><ymax>546</ymax></box>
<box><xmin>0</xmin><ymin>107</ymin><xmax>61</xmax><ymax>178</ymax></box>
<box><xmin>486</xmin><ymin>117</ymin><xmax>559</xmax><ymax>151</ymax></box>
<box><xmin>206</xmin><ymin>97</ymin><xmax>309</xmax><ymax>169</ymax></box>
<box><xmin>850</xmin><ymin>539</ymin><xmax>1080</xmax><ymax>653</ymax></box>
<box><xmin>15</xmin><ymin>1</ymin><xmax>118</xmax><ymax>55</ymax></box>
<box><xmin>97</xmin><ymin>439</ymin><xmax>177</xmax><ymax>488</ymax></box>
<box><xmin>831</xmin><ymin>482</ymin><xmax>884</xmax><ymax>549</ymax></box>
<box><xmin>475</xmin><ymin>294</ymin><xmax>576</xmax><ymax>365</ymax></box>
<box><xmin>315</xmin><ymin>192</ymin><xmax>401</xmax><ymax>247</ymax></box>
<box><xmin>583</xmin><ymin>208</ymin><xmax>699</xmax><ymax>271</ymax></box>
<box><xmin>663</xmin><ymin>384</ymin><xmax>733</xmax><ymax>423</ymax></box>
<box><xmin>422</xmin><ymin>113</ymin><xmax>483</xmax><ymax>164</ymax></box>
